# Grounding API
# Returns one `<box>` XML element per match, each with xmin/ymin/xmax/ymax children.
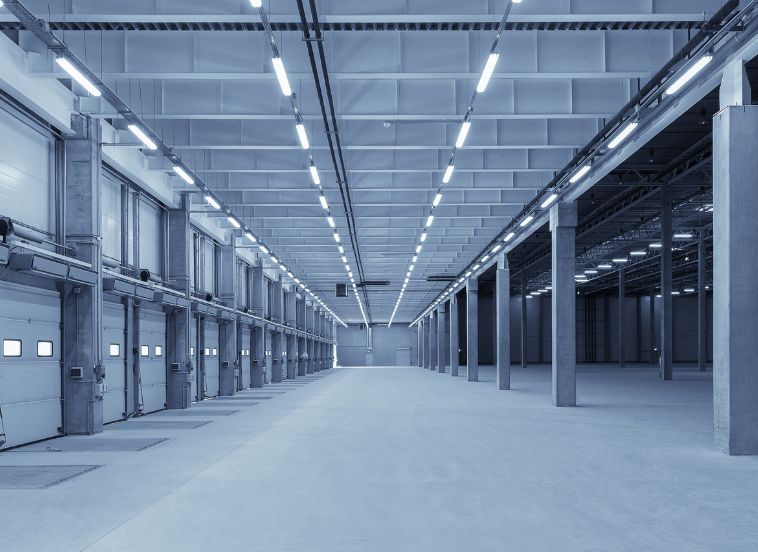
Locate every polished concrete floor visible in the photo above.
<box><xmin>2</xmin><ymin>365</ymin><xmax>758</xmax><ymax>551</ymax></box>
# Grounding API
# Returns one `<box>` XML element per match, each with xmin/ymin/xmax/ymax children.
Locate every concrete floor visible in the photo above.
<box><xmin>2</xmin><ymin>365</ymin><xmax>758</xmax><ymax>551</ymax></box>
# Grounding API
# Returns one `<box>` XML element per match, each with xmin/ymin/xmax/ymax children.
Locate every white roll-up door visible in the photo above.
<box><xmin>102</xmin><ymin>298</ymin><xmax>127</xmax><ymax>423</ymax></box>
<box><xmin>204</xmin><ymin>320</ymin><xmax>220</xmax><ymax>397</ymax></box>
<box><xmin>138</xmin><ymin>305</ymin><xmax>166</xmax><ymax>413</ymax></box>
<box><xmin>265</xmin><ymin>329</ymin><xmax>272</xmax><ymax>384</ymax></box>
<box><xmin>0</xmin><ymin>282</ymin><xmax>61</xmax><ymax>450</ymax></box>
<box><xmin>240</xmin><ymin>324</ymin><xmax>251</xmax><ymax>389</ymax></box>
<box><xmin>0</xmin><ymin>102</ymin><xmax>54</xmax><ymax>234</ymax></box>
<box><xmin>190</xmin><ymin>315</ymin><xmax>198</xmax><ymax>402</ymax></box>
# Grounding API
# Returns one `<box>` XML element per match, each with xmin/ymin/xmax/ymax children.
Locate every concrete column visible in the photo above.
<box><xmin>270</xmin><ymin>328</ymin><xmax>283</xmax><ymax>382</ymax></box>
<box><xmin>618</xmin><ymin>267</ymin><xmax>626</xmax><ymax>368</ymax></box>
<box><xmin>272</xmin><ymin>275</ymin><xmax>283</xmax><ymax>324</ymax></box>
<box><xmin>437</xmin><ymin>303</ymin><xmax>447</xmax><ymax>373</ymax></box>
<box><xmin>286</xmin><ymin>332</ymin><xmax>297</xmax><ymax>379</ymax></box>
<box><xmin>219</xmin><ymin>236</ymin><xmax>238</xmax><ymax>396</ymax></box>
<box><xmin>417</xmin><ymin>324</ymin><xmax>423</xmax><ymax>367</ymax></box>
<box><xmin>252</xmin><ymin>324</ymin><xmax>265</xmax><ymax>387</ymax></box>
<box><xmin>713</xmin><ymin>100</ymin><xmax>758</xmax><ymax>455</ymax></box>
<box><xmin>449</xmin><ymin>294</ymin><xmax>459</xmax><ymax>376</ymax></box>
<box><xmin>166</xmin><ymin>194</ymin><xmax>193</xmax><ymax>408</ymax></box>
<box><xmin>428</xmin><ymin>312</ymin><xmax>437</xmax><ymax>371</ymax></box>
<box><xmin>649</xmin><ymin>289</ymin><xmax>657</xmax><ymax>366</ymax></box>
<box><xmin>521</xmin><ymin>276</ymin><xmax>528</xmax><ymax>369</ymax></box>
<box><xmin>466</xmin><ymin>277</ymin><xmax>478</xmax><ymax>382</ymax></box>
<box><xmin>550</xmin><ymin>202</ymin><xmax>577</xmax><ymax>407</ymax></box>
<box><xmin>62</xmin><ymin>115</ymin><xmax>103</xmax><ymax>435</ymax></box>
<box><xmin>423</xmin><ymin>318</ymin><xmax>430</xmax><ymax>369</ymax></box>
<box><xmin>251</xmin><ymin>263</ymin><xmax>264</xmax><ymax>318</ymax></box>
<box><xmin>661</xmin><ymin>186</ymin><xmax>673</xmax><ymax>380</ymax></box>
<box><xmin>313</xmin><ymin>308</ymin><xmax>322</xmax><ymax>372</ymax></box>
<box><xmin>698</xmin><ymin>230</ymin><xmax>707</xmax><ymax>372</ymax></box>
<box><xmin>496</xmin><ymin>254</ymin><xmax>511</xmax><ymax>390</ymax></box>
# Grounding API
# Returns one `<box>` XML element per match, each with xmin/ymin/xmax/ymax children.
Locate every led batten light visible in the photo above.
<box><xmin>504</xmin><ymin>232</ymin><xmax>516</xmax><ymax>242</ymax></box>
<box><xmin>295</xmin><ymin>123</ymin><xmax>310</xmax><ymax>149</ymax></box>
<box><xmin>259</xmin><ymin>245</ymin><xmax>269</xmax><ymax>254</ymax></box>
<box><xmin>272</xmin><ymin>57</ymin><xmax>292</xmax><ymax>96</ymax></box>
<box><xmin>674</xmin><ymin>233</ymin><xmax>693</xmax><ymax>239</ymax></box>
<box><xmin>319</xmin><ymin>195</ymin><xmax>328</xmax><ymax>210</ymax></box>
<box><xmin>327</xmin><ymin>216</ymin><xmax>335</xmax><ymax>228</ymax></box>
<box><xmin>338</xmin><ymin>245</ymin><xmax>344</xmax><ymax>254</ymax></box>
<box><xmin>476</xmin><ymin>53</ymin><xmax>500</xmax><ymax>93</ymax></box>
<box><xmin>270</xmin><ymin>256</ymin><xmax>278</xmax><ymax>264</ymax></box>
<box><xmin>443</xmin><ymin>164</ymin><xmax>455</xmax><ymax>184</ymax></box>
<box><xmin>250</xmin><ymin>0</ymin><xmax>262</xmax><ymax>7</ymax></box>
<box><xmin>55</xmin><ymin>57</ymin><xmax>101</xmax><ymax>97</ymax></box>
<box><xmin>541</xmin><ymin>194</ymin><xmax>558</xmax><ymax>209</ymax></box>
<box><xmin>433</xmin><ymin>192</ymin><xmax>442</xmax><ymax>207</ymax></box>
<box><xmin>309</xmin><ymin>165</ymin><xmax>321</xmax><ymax>185</ymax></box>
<box><xmin>128</xmin><ymin>124</ymin><xmax>157</xmax><ymax>150</ymax></box>
<box><xmin>245</xmin><ymin>232</ymin><xmax>257</xmax><ymax>243</ymax></box>
<box><xmin>228</xmin><ymin>217</ymin><xmax>241</xmax><ymax>229</ymax></box>
<box><xmin>412</xmin><ymin>255</ymin><xmax>417</xmax><ymax>263</ymax></box>
<box><xmin>426</xmin><ymin>215</ymin><xmax>434</xmax><ymax>228</ymax></box>
<box><xmin>666</xmin><ymin>55</ymin><xmax>713</xmax><ymax>96</ymax></box>
<box><xmin>569</xmin><ymin>164</ymin><xmax>591</xmax><ymax>184</ymax></box>
<box><xmin>519</xmin><ymin>215</ymin><xmax>534</xmax><ymax>228</ymax></box>
<box><xmin>630</xmin><ymin>250</ymin><xmax>647</xmax><ymax>256</ymax></box>
<box><xmin>598</xmin><ymin>264</ymin><xmax>613</xmax><ymax>269</ymax></box>
<box><xmin>333</xmin><ymin>233</ymin><xmax>341</xmax><ymax>243</ymax></box>
<box><xmin>420</xmin><ymin>231</ymin><xmax>428</xmax><ymax>243</ymax></box>
<box><xmin>416</xmin><ymin>245</ymin><xmax>422</xmax><ymax>254</ymax></box>
<box><xmin>608</xmin><ymin>121</ymin><xmax>638</xmax><ymax>150</ymax></box>
<box><xmin>173</xmin><ymin>166</ymin><xmax>194</xmax><ymax>185</ymax></box>
<box><xmin>612</xmin><ymin>258</ymin><xmax>629</xmax><ymax>263</ymax></box>
<box><xmin>205</xmin><ymin>195</ymin><xmax>221</xmax><ymax>210</ymax></box>
<box><xmin>456</xmin><ymin>121</ymin><xmax>471</xmax><ymax>149</ymax></box>
<box><xmin>491</xmin><ymin>244</ymin><xmax>502</xmax><ymax>254</ymax></box>
<box><xmin>585</xmin><ymin>269</ymin><xmax>598</xmax><ymax>275</ymax></box>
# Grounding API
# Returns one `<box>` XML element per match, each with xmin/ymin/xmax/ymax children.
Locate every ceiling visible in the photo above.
<box><xmin>3</xmin><ymin>0</ymin><xmax>728</xmax><ymax>323</ymax></box>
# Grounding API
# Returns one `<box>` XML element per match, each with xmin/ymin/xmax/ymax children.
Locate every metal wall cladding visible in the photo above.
<box><xmin>138</xmin><ymin>304</ymin><xmax>167</xmax><ymax>413</ymax></box>
<box><xmin>0</xmin><ymin>282</ymin><xmax>61</xmax><ymax>450</ymax></box>
<box><xmin>102</xmin><ymin>297</ymin><xmax>127</xmax><ymax>423</ymax></box>
<box><xmin>101</xmin><ymin>171</ymin><xmax>123</xmax><ymax>263</ymax></box>
<box><xmin>204</xmin><ymin>320</ymin><xmax>220</xmax><ymax>397</ymax></box>
<box><xmin>138</xmin><ymin>199</ymin><xmax>162</xmax><ymax>277</ymax></box>
<box><xmin>0</xmin><ymin>102</ymin><xmax>54</xmax><ymax>234</ymax></box>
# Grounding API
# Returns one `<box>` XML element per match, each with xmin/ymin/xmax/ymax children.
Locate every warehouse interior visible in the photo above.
<box><xmin>1</xmin><ymin>1</ymin><xmax>758</xmax><ymax>550</ymax></box>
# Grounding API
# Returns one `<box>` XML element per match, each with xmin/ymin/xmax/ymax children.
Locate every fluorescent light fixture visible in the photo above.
<box><xmin>473</xmin><ymin>264</ymin><xmax>480</xmax><ymax>271</ymax></box>
<box><xmin>259</xmin><ymin>245</ymin><xmax>269</xmax><ymax>254</ymax></box>
<box><xmin>491</xmin><ymin>244</ymin><xmax>502</xmax><ymax>254</ymax></box>
<box><xmin>228</xmin><ymin>217</ymin><xmax>241</xmax><ymax>229</ymax></box>
<box><xmin>456</xmin><ymin>121</ymin><xmax>471</xmax><ymax>148</ymax></box>
<box><xmin>270</xmin><ymin>256</ymin><xmax>278</xmax><ymax>264</ymax></box>
<box><xmin>433</xmin><ymin>192</ymin><xmax>442</xmax><ymax>207</ymax></box>
<box><xmin>504</xmin><ymin>232</ymin><xmax>515</xmax><ymax>242</ymax></box>
<box><xmin>598</xmin><ymin>264</ymin><xmax>613</xmax><ymax>269</ymax></box>
<box><xmin>519</xmin><ymin>215</ymin><xmax>534</xmax><ymax>228</ymax></box>
<box><xmin>420</xmin><ymin>231</ymin><xmax>427</xmax><ymax>243</ymax></box>
<box><xmin>674</xmin><ymin>233</ymin><xmax>693</xmax><ymax>239</ymax></box>
<box><xmin>465</xmin><ymin>271</ymin><xmax>472</xmax><ymax>278</ymax></box>
<box><xmin>416</xmin><ymin>245</ymin><xmax>422</xmax><ymax>254</ymax></box>
<box><xmin>666</xmin><ymin>55</ymin><xmax>713</xmax><ymax>96</ymax></box>
<box><xmin>205</xmin><ymin>195</ymin><xmax>221</xmax><ymax>210</ymax></box>
<box><xmin>128</xmin><ymin>124</ymin><xmax>157</xmax><ymax>150</ymax></box>
<box><xmin>443</xmin><ymin>164</ymin><xmax>455</xmax><ymax>184</ymax></box>
<box><xmin>426</xmin><ymin>215</ymin><xmax>434</xmax><ymax>227</ymax></box>
<box><xmin>55</xmin><ymin>57</ymin><xmax>101</xmax><ymax>97</ymax></box>
<box><xmin>341</xmin><ymin>256</ymin><xmax>347</xmax><ymax>264</ymax></box>
<box><xmin>481</xmin><ymin>255</ymin><xmax>490</xmax><ymax>263</ymax></box>
<box><xmin>584</xmin><ymin>269</ymin><xmax>598</xmax><ymax>275</ymax></box>
<box><xmin>412</xmin><ymin>255</ymin><xmax>418</xmax><ymax>263</ymax></box>
<box><xmin>327</xmin><ymin>216</ymin><xmax>335</xmax><ymax>228</ymax></box>
<box><xmin>244</xmin><ymin>232</ymin><xmax>256</xmax><ymax>243</ymax></box>
<box><xmin>279</xmin><ymin>264</ymin><xmax>287</xmax><ymax>272</ymax></box>
<box><xmin>575</xmin><ymin>274</ymin><xmax>587</xmax><ymax>280</ymax></box>
<box><xmin>612</xmin><ymin>258</ymin><xmax>628</xmax><ymax>263</ymax></box>
<box><xmin>309</xmin><ymin>165</ymin><xmax>320</xmax><ymax>185</ymax></box>
<box><xmin>630</xmin><ymin>250</ymin><xmax>647</xmax><ymax>256</ymax></box>
<box><xmin>173</xmin><ymin>166</ymin><xmax>194</xmax><ymax>185</ymax></box>
<box><xmin>295</xmin><ymin>123</ymin><xmax>309</xmax><ymax>149</ymax></box>
<box><xmin>409</xmin><ymin>265</ymin><xmax>415</xmax><ymax>272</ymax></box>
<box><xmin>649</xmin><ymin>243</ymin><xmax>662</xmax><ymax>249</ymax></box>
<box><xmin>608</xmin><ymin>121</ymin><xmax>638</xmax><ymax>150</ymax></box>
<box><xmin>319</xmin><ymin>195</ymin><xmax>328</xmax><ymax>210</ymax></box>
<box><xmin>476</xmin><ymin>53</ymin><xmax>499</xmax><ymax>93</ymax></box>
<box><xmin>569</xmin><ymin>164</ymin><xmax>591</xmax><ymax>184</ymax></box>
<box><xmin>250</xmin><ymin>0</ymin><xmax>262</xmax><ymax>6</ymax></box>
<box><xmin>333</xmin><ymin>233</ymin><xmax>340</xmax><ymax>243</ymax></box>
<box><xmin>272</xmin><ymin>57</ymin><xmax>292</xmax><ymax>96</ymax></box>
<box><xmin>541</xmin><ymin>194</ymin><xmax>558</xmax><ymax>209</ymax></box>
<box><xmin>684</xmin><ymin>288</ymin><xmax>695</xmax><ymax>293</ymax></box>
<box><xmin>671</xmin><ymin>291</ymin><xmax>681</xmax><ymax>296</ymax></box>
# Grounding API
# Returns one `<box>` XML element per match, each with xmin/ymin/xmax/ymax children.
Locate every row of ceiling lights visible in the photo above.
<box><xmin>31</xmin><ymin>0</ymin><xmax>345</xmax><ymax>327</ymax></box>
<box><xmin>387</xmin><ymin>0</ymin><xmax>523</xmax><ymax>327</ymax></box>
<box><xmin>252</xmin><ymin>0</ymin><xmax>369</xmax><ymax>327</ymax></box>
<box><xmin>410</xmin><ymin>43</ymin><xmax>716</xmax><ymax>327</ymax></box>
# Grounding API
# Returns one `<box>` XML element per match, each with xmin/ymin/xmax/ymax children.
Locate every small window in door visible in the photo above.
<box><xmin>155</xmin><ymin>345</ymin><xmax>163</xmax><ymax>357</ymax></box>
<box><xmin>140</xmin><ymin>345</ymin><xmax>149</xmax><ymax>357</ymax></box>
<box><xmin>204</xmin><ymin>347</ymin><xmax>210</xmax><ymax>356</ymax></box>
<box><xmin>3</xmin><ymin>339</ymin><xmax>21</xmax><ymax>357</ymax></box>
<box><xmin>190</xmin><ymin>347</ymin><xmax>195</xmax><ymax>356</ymax></box>
<box><xmin>37</xmin><ymin>341</ymin><xmax>54</xmax><ymax>357</ymax></box>
<box><xmin>109</xmin><ymin>344</ymin><xmax>120</xmax><ymax>357</ymax></box>
<box><xmin>212</xmin><ymin>348</ymin><xmax>218</xmax><ymax>356</ymax></box>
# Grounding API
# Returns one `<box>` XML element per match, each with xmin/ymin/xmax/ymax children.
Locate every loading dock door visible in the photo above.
<box><xmin>240</xmin><ymin>324</ymin><xmax>251</xmax><ymax>389</ymax></box>
<box><xmin>204</xmin><ymin>320</ymin><xmax>220</xmax><ymax>397</ymax></box>
<box><xmin>265</xmin><ymin>330</ymin><xmax>272</xmax><ymax>384</ymax></box>
<box><xmin>0</xmin><ymin>282</ymin><xmax>62</xmax><ymax>450</ymax></box>
<box><xmin>190</xmin><ymin>316</ymin><xmax>198</xmax><ymax>401</ymax></box>
<box><xmin>139</xmin><ymin>305</ymin><xmax>167</xmax><ymax>413</ymax></box>
<box><xmin>102</xmin><ymin>299</ymin><xmax>127</xmax><ymax>423</ymax></box>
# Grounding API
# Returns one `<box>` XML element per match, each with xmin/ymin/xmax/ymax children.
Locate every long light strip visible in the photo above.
<box><xmin>55</xmin><ymin>57</ymin><xmax>101</xmax><ymax>97</ymax></box>
<box><xmin>666</xmin><ymin>55</ymin><xmax>713</xmax><ymax>96</ymax></box>
<box><xmin>608</xmin><ymin>120</ymin><xmax>639</xmax><ymax>150</ymax></box>
<box><xmin>272</xmin><ymin>57</ymin><xmax>292</xmax><ymax>97</ymax></box>
<box><xmin>127</xmin><ymin>124</ymin><xmax>157</xmax><ymax>150</ymax></box>
<box><xmin>173</xmin><ymin>166</ymin><xmax>195</xmax><ymax>185</ymax></box>
<box><xmin>476</xmin><ymin>53</ymin><xmax>500</xmax><ymax>93</ymax></box>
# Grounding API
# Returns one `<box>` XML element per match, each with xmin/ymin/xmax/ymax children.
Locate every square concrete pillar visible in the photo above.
<box><xmin>429</xmin><ymin>312</ymin><xmax>437</xmax><ymax>371</ymax></box>
<box><xmin>496</xmin><ymin>254</ymin><xmax>511</xmax><ymax>390</ymax></box>
<box><xmin>449</xmin><ymin>294</ymin><xmax>459</xmax><ymax>376</ymax></box>
<box><xmin>423</xmin><ymin>318</ymin><xmax>431</xmax><ymax>369</ymax></box>
<box><xmin>466</xmin><ymin>278</ymin><xmax>478</xmax><ymax>382</ymax></box>
<box><xmin>437</xmin><ymin>303</ymin><xmax>447</xmax><ymax>373</ymax></box>
<box><xmin>618</xmin><ymin>267</ymin><xmax>626</xmax><ymax>369</ymax></box>
<box><xmin>660</xmin><ymin>186</ymin><xmax>673</xmax><ymax>380</ymax></box>
<box><xmin>550</xmin><ymin>202</ymin><xmax>577</xmax><ymax>407</ymax></box>
<box><xmin>417</xmin><ymin>324</ymin><xmax>423</xmax><ymax>367</ymax></box>
<box><xmin>713</xmin><ymin>104</ymin><xmax>758</xmax><ymax>455</ymax></box>
<box><xmin>219</xmin><ymin>236</ymin><xmax>238</xmax><ymax>396</ymax></box>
